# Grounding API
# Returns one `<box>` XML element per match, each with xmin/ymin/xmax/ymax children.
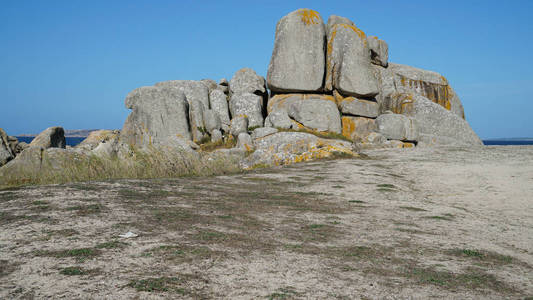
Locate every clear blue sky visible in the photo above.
<box><xmin>1</xmin><ymin>0</ymin><xmax>532</xmax><ymax>138</ymax></box>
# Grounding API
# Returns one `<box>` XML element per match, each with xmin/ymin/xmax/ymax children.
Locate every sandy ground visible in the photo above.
<box><xmin>0</xmin><ymin>146</ymin><xmax>532</xmax><ymax>299</ymax></box>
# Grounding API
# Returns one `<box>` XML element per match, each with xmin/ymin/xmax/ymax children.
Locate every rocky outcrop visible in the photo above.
<box><xmin>78</xmin><ymin>130</ymin><xmax>120</xmax><ymax>150</ymax></box>
<box><xmin>242</xmin><ymin>132</ymin><xmax>356</xmax><ymax>168</ymax></box>
<box><xmin>325</xmin><ymin>23</ymin><xmax>379</xmax><ymax>97</ymax></box>
<box><xmin>403</xmin><ymin>95</ymin><xmax>482</xmax><ymax>147</ymax></box>
<box><xmin>368</xmin><ymin>36</ymin><xmax>388</xmax><ymax>67</ymax></box>
<box><xmin>267</xmin><ymin>9</ymin><xmax>326</xmax><ymax>93</ymax></box>
<box><xmin>29</xmin><ymin>127</ymin><xmax>66</xmax><ymax>149</ymax></box>
<box><xmin>209</xmin><ymin>89</ymin><xmax>230</xmax><ymax>131</ymax></box>
<box><xmin>376</xmin><ymin>113</ymin><xmax>419</xmax><ymax>142</ymax></box>
<box><xmin>121</xmin><ymin>86</ymin><xmax>192</xmax><ymax>147</ymax></box>
<box><xmin>0</xmin><ymin>129</ymin><xmax>15</xmax><ymax>166</ymax></box>
<box><xmin>268</xmin><ymin>94</ymin><xmax>341</xmax><ymax>133</ymax></box>
<box><xmin>341</xmin><ymin>116</ymin><xmax>377</xmax><ymax>143</ymax></box>
<box><xmin>376</xmin><ymin>63</ymin><xmax>464</xmax><ymax>118</ymax></box>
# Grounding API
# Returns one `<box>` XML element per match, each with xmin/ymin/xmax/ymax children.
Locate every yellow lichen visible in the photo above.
<box><xmin>339</xmin><ymin>23</ymin><xmax>367</xmax><ymax>45</ymax></box>
<box><xmin>296</xmin><ymin>9</ymin><xmax>321</xmax><ymax>25</ymax></box>
<box><xmin>341</xmin><ymin>117</ymin><xmax>355</xmax><ymax>139</ymax></box>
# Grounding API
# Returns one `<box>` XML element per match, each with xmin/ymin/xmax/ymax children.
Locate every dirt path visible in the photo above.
<box><xmin>1</xmin><ymin>146</ymin><xmax>532</xmax><ymax>299</ymax></box>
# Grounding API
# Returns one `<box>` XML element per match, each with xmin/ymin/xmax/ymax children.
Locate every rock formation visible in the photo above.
<box><xmin>0</xmin><ymin>8</ymin><xmax>483</xmax><ymax>179</ymax></box>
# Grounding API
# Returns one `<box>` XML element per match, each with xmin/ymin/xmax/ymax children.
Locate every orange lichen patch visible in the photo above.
<box><xmin>268</xmin><ymin>94</ymin><xmax>294</xmax><ymax>113</ymax></box>
<box><xmin>339</xmin><ymin>23</ymin><xmax>367</xmax><ymax>45</ymax></box>
<box><xmin>341</xmin><ymin>116</ymin><xmax>356</xmax><ymax>139</ymax></box>
<box><xmin>296</xmin><ymin>9</ymin><xmax>321</xmax><ymax>25</ymax></box>
<box><xmin>403</xmin><ymin>142</ymin><xmax>415</xmax><ymax>148</ymax></box>
<box><xmin>271</xmin><ymin>140</ymin><xmax>356</xmax><ymax>166</ymax></box>
<box><xmin>397</xmin><ymin>75</ymin><xmax>454</xmax><ymax>111</ymax></box>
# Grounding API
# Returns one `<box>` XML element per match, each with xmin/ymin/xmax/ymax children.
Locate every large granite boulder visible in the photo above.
<box><xmin>0</xmin><ymin>129</ymin><xmax>15</xmax><ymax>166</ymax></box>
<box><xmin>121</xmin><ymin>86</ymin><xmax>192</xmax><ymax>147</ymax></box>
<box><xmin>376</xmin><ymin>63</ymin><xmax>464</xmax><ymax>118</ymax></box>
<box><xmin>403</xmin><ymin>94</ymin><xmax>482</xmax><ymax>146</ymax></box>
<box><xmin>268</xmin><ymin>94</ymin><xmax>341</xmax><ymax>133</ymax></box>
<box><xmin>242</xmin><ymin>132</ymin><xmax>356</xmax><ymax>168</ymax></box>
<box><xmin>229</xmin><ymin>68</ymin><xmax>266</xmax><ymax>95</ymax></box>
<box><xmin>29</xmin><ymin>127</ymin><xmax>66</xmax><ymax>149</ymax></box>
<box><xmin>264</xmin><ymin>109</ymin><xmax>293</xmax><ymax>129</ymax></box>
<box><xmin>341</xmin><ymin>116</ymin><xmax>377</xmax><ymax>142</ymax></box>
<box><xmin>77</xmin><ymin>130</ymin><xmax>120</xmax><ymax>151</ymax></box>
<box><xmin>367</xmin><ymin>36</ymin><xmax>388</xmax><ymax>67</ymax></box>
<box><xmin>209</xmin><ymin>89</ymin><xmax>230</xmax><ymax>131</ymax></box>
<box><xmin>337</xmin><ymin>95</ymin><xmax>379</xmax><ymax>118</ymax></box>
<box><xmin>154</xmin><ymin>80</ymin><xmax>210</xmax><ymax>110</ymax></box>
<box><xmin>326</xmin><ymin>15</ymin><xmax>354</xmax><ymax>35</ymax></box>
<box><xmin>267</xmin><ymin>9</ymin><xmax>326</xmax><ymax>93</ymax></box>
<box><xmin>229</xmin><ymin>93</ymin><xmax>264</xmax><ymax>129</ymax></box>
<box><xmin>325</xmin><ymin>21</ymin><xmax>379</xmax><ymax>97</ymax></box>
<box><xmin>376</xmin><ymin>113</ymin><xmax>419</xmax><ymax>142</ymax></box>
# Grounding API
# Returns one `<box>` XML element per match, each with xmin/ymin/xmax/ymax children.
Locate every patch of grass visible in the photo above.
<box><xmin>199</xmin><ymin>135</ymin><xmax>236</xmax><ymax>152</ymax></box>
<box><xmin>0</xmin><ymin>191</ymin><xmax>18</xmax><ymax>202</ymax></box>
<box><xmin>399</xmin><ymin>206</ymin><xmax>426</xmax><ymax>212</ymax></box>
<box><xmin>267</xmin><ymin>286</ymin><xmax>299</xmax><ymax>299</ymax></box>
<box><xmin>35</xmin><ymin>247</ymin><xmax>100</xmax><ymax>262</ymax></box>
<box><xmin>377</xmin><ymin>184</ymin><xmax>396</xmax><ymax>189</ymax></box>
<box><xmin>276</xmin><ymin>128</ymin><xmax>352</xmax><ymax>142</ymax></box>
<box><xmin>32</xmin><ymin>200</ymin><xmax>48</xmax><ymax>205</ymax></box>
<box><xmin>426</xmin><ymin>213</ymin><xmax>454</xmax><ymax>221</ymax></box>
<box><xmin>348</xmin><ymin>200</ymin><xmax>364</xmax><ymax>203</ymax></box>
<box><xmin>331</xmin><ymin>185</ymin><xmax>344</xmax><ymax>189</ymax></box>
<box><xmin>448</xmin><ymin>249</ymin><xmax>513</xmax><ymax>265</ymax></box>
<box><xmin>66</xmin><ymin>204</ymin><xmax>103</xmax><ymax>215</ymax></box>
<box><xmin>59</xmin><ymin>266</ymin><xmax>86</xmax><ymax>276</ymax></box>
<box><xmin>127</xmin><ymin>277</ymin><xmax>182</xmax><ymax>292</ymax></box>
<box><xmin>96</xmin><ymin>240</ymin><xmax>128</xmax><ymax>249</ymax></box>
<box><xmin>250</xmin><ymin>163</ymin><xmax>270</xmax><ymax>170</ymax></box>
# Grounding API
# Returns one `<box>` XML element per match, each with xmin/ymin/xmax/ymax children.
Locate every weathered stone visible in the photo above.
<box><xmin>121</xmin><ymin>86</ymin><xmax>192</xmax><ymax>147</ymax></box>
<box><xmin>376</xmin><ymin>113</ymin><xmax>418</xmax><ymax>141</ymax></box>
<box><xmin>242</xmin><ymin>132</ymin><xmax>356</xmax><ymax>168</ymax></box>
<box><xmin>267</xmin><ymin>9</ymin><xmax>326</xmax><ymax>92</ymax></box>
<box><xmin>237</xmin><ymin>133</ymin><xmax>254</xmax><ymax>151</ymax></box>
<box><xmin>229</xmin><ymin>93</ymin><xmax>264</xmax><ymax>128</ymax></box>
<box><xmin>338</xmin><ymin>96</ymin><xmax>379</xmax><ymax>118</ymax></box>
<box><xmin>200</xmin><ymin>79</ymin><xmax>218</xmax><ymax>93</ymax></box>
<box><xmin>376</xmin><ymin>63</ymin><xmax>464</xmax><ymax>118</ymax></box>
<box><xmin>219</xmin><ymin>78</ymin><xmax>229</xmax><ymax>86</ymax></box>
<box><xmin>77</xmin><ymin>130</ymin><xmax>120</xmax><ymax>151</ymax></box>
<box><xmin>209</xmin><ymin>89</ymin><xmax>231</xmax><ymax>130</ymax></box>
<box><xmin>211</xmin><ymin>129</ymin><xmax>223</xmax><ymax>143</ymax></box>
<box><xmin>251</xmin><ymin>127</ymin><xmax>278</xmax><ymax>140</ymax></box>
<box><xmin>229</xmin><ymin>68</ymin><xmax>266</xmax><ymax>95</ymax></box>
<box><xmin>368</xmin><ymin>36</ymin><xmax>388</xmax><ymax>67</ymax></box>
<box><xmin>264</xmin><ymin>109</ymin><xmax>293</xmax><ymax>129</ymax></box>
<box><xmin>365</xmin><ymin>132</ymin><xmax>387</xmax><ymax>144</ymax></box>
<box><xmin>29</xmin><ymin>127</ymin><xmax>66</xmax><ymax>149</ymax></box>
<box><xmin>154</xmin><ymin>80</ymin><xmax>210</xmax><ymax>110</ymax></box>
<box><xmin>188</xmin><ymin>99</ymin><xmax>206</xmax><ymax>143</ymax></box>
<box><xmin>203</xmin><ymin>109</ymin><xmax>221</xmax><ymax>133</ymax></box>
<box><xmin>0</xmin><ymin>128</ymin><xmax>15</xmax><ymax>166</ymax></box>
<box><xmin>268</xmin><ymin>94</ymin><xmax>341</xmax><ymax>133</ymax></box>
<box><xmin>230</xmin><ymin>115</ymin><xmax>248</xmax><ymax>137</ymax></box>
<box><xmin>326</xmin><ymin>15</ymin><xmax>354</xmax><ymax>35</ymax></box>
<box><xmin>341</xmin><ymin>116</ymin><xmax>377</xmax><ymax>142</ymax></box>
<box><xmin>403</xmin><ymin>94</ymin><xmax>482</xmax><ymax>146</ymax></box>
<box><xmin>326</xmin><ymin>22</ymin><xmax>379</xmax><ymax>97</ymax></box>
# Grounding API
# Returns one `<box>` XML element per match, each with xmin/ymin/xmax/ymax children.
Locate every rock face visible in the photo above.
<box><xmin>29</xmin><ymin>127</ymin><xmax>66</xmax><ymax>149</ymax></box>
<box><xmin>121</xmin><ymin>86</ymin><xmax>191</xmax><ymax>147</ymax></box>
<box><xmin>229</xmin><ymin>93</ymin><xmax>264</xmax><ymax>129</ymax></box>
<box><xmin>230</xmin><ymin>115</ymin><xmax>248</xmax><ymax>137</ymax></box>
<box><xmin>0</xmin><ymin>129</ymin><xmax>15</xmax><ymax>166</ymax></box>
<box><xmin>404</xmin><ymin>95</ymin><xmax>482</xmax><ymax>146</ymax></box>
<box><xmin>376</xmin><ymin>63</ymin><xmax>464</xmax><ymax>118</ymax></box>
<box><xmin>337</xmin><ymin>96</ymin><xmax>379</xmax><ymax>118</ymax></box>
<box><xmin>264</xmin><ymin>109</ymin><xmax>293</xmax><ymax>129</ymax></box>
<box><xmin>267</xmin><ymin>9</ymin><xmax>326</xmax><ymax>93</ymax></box>
<box><xmin>243</xmin><ymin>132</ymin><xmax>355</xmax><ymax>168</ymax></box>
<box><xmin>326</xmin><ymin>22</ymin><xmax>379</xmax><ymax>97</ymax></box>
<box><xmin>341</xmin><ymin>116</ymin><xmax>377</xmax><ymax>142</ymax></box>
<box><xmin>268</xmin><ymin>94</ymin><xmax>341</xmax><ymax>133</ymax></box>
<box><xmin>368</xmin><ymin>36</ymin><xmax>388</xmax><ymax>67</ymax></box>
<box><xmin>376</xmin><ymin>113</ymin><xmax>418</xmax><ymax>142</ymax></box>
<box><xmin>209</xmin><ymin>89</ymin><xmax>230</xmax><ymax>131</ymax></box>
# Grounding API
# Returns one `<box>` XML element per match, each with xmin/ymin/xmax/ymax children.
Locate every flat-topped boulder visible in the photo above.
<box><xmin>267</xmin><ymin>9</ymin><xmax>326</xmax><ymax>93</ymax></box>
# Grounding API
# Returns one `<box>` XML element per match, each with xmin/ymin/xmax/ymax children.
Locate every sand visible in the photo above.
<box><xmin>0</xmin><ymin>146</ymin><xmax>532</xmax><ymax>299</ymax></box>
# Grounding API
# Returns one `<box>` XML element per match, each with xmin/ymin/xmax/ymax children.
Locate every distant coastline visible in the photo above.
<box><xmin>17</xmin><ymin>129</ymin><xmax>100</xmax><ymax>138</ymax></box>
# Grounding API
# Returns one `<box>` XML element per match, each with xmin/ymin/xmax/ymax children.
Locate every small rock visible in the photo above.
<box><xmin>230</xmin><ymin>115</ymin><xmax>248</xmax><ymax>137</ymax></box>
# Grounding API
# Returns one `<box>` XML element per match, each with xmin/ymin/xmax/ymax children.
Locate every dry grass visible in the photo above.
<box><xmin>0</xmin><ymin>146</ymin><xmax>241</xmax><ymax>189</ymax></box>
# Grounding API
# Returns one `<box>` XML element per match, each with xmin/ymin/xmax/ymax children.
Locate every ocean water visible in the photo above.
<box><xmin>483</xmin><ymin>140</ymin><xmax>533</xmax><ymax>146</ymax></box>
<box><xmin>16</xmin><ymin>136</ymin><xmax>85</xmax><ymax>147</ymax></box>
